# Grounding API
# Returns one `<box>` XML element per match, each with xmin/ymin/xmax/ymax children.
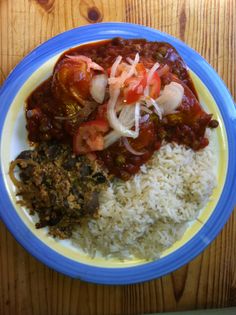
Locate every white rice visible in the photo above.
<box><xmin>73</xmin><ymin>130</ymin><xmax>217</xmax><ymax>260</ymax></box>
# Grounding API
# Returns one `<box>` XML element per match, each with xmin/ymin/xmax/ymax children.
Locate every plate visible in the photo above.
<box><xmin>0</xmin><ymin>23</ymin><xmax>236</xmax><ymax>285</ymax></box>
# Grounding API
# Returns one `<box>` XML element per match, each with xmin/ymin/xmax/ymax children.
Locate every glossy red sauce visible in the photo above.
<box><xmin>26</xmin><ymin>38</ymin><xmax>218</xmax><ymax>180</ymax></box>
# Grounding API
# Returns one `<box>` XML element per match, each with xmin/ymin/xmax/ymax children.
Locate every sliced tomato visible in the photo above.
<box><xmin>123</xmin><ymin>78</ymin><xmax>143</xmax><ymax>104</ymax></box>
<box><xmin>123</xmin><ymin>63</ymin><xmax>147</xmax><ymax>104</ymax></box>
<box><xmin>149</xmin><ymin>72</ymin><xmax>161</xmax><ymax>99</ymax></box>
<box><xmin>73</xmin><ymin>119</ymin><xmax>109</xmax><ymax>155</ymax></box>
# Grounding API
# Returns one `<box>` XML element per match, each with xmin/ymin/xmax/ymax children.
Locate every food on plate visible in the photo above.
<box><xmin>75</xmin><ymin>136</ymin><xmax>216</xmax><ymax>259</ymax></box>
<box><xmin>10</xmin><ymin>38</ymin><xmax>219</xmax><ymax>259</ymax></box>
<box><xmin>10</xmin><ymin>142</ymin><xmax>108</xmax><ymax>238</ymax></box>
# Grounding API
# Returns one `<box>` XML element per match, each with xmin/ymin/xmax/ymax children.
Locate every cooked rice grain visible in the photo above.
<box><xmin>73</xmin><ymin>131</ymin><xmax>216</xmax><ymax>260</ymax></box>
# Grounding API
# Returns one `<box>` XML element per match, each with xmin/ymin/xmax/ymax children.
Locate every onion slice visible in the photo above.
<box><xmin>105</xmin><ymin>102</ymin><xmax>141</xmax><ymax>148</ymax></box>
<box><xmin>125</xmin><ymin>53</ymin><xmax>140</xmax><ymax>81</ymax></box>
<box><xmin>106</xmin><ymin>55</ymin><xmax>143</xmax><ymax>143</ymax></box>
<box><xmin>66</xmin><ymin>55</ymin><xmax>104</xmax><ymax>72</ymax></box>
<box><xmin>140</xmin><ymin>105</ymin><xmax>153</xmax><ymax>114</ymax></box>
<box><xmin>89</xmin><ymin>74</ymin><xmax>108</xmax><ymax>104</ymax></box>
<box><xmin>107</xmin><ymin>55</ymin><xmax>142</xmax><ymax>139</ymax></box>
<box><xmin>110</xmin><ymin>55</ymin><xmax>122</xmax><ymax>78</ymax></box>
<box><xmin>119</xmin><ymin>105</ymin><xmax>136</xmax><ymax>128</ymax></box>
<box><xmin>107</xmin><ymin>96</ymin><xmax>140</xmax><ymax>138</ymax></box>
<box><xmin>145</xmin><ymin>97</ymin><xmax>163</xmax><ymax>119</ymax></box>
<box><xmin>157</xmin><ymin>64</ymin><xmax>170</xmax><ymax>77</ymax></box>
<box><xmin>126</xmin><ymin>57</ymin><xmax>134</xmax><ymax>64</ymax></box>
<box><xmin>109</xmin><ymin>53</ymin><xmax>140</xmax><ymax>88</ymax></box>
<box><xmin>157</xmin><ymin>82</ymin><xmax>184</xmax><ymax>115</ymax></box>
<box><xmin>122</xmin><ymin>137</ymin><xmax>145</xmax><ymax>156</ymax></box>
<box><xmin>104</xmin><ymin>130</ymin><xmax>121</xmax><ymax>148</ymax></box>
<box><xmin>147</xmin><ymin>62</ymin><xmax>160</xmax><ymax>84</ymax></box>
<box><xmin>143</xmin><ymin>62</ymin><xmax>160</xmax><ymax>97</ymax></box>
<box><xmin>134</xmin><ymin>102</ymin><xmax>140</xmax><ymax>137</ymax></box>
<box><xmin>104</xmin><ymin>103</ymin><xmax>146</xmax><ymax>148</ymax></box>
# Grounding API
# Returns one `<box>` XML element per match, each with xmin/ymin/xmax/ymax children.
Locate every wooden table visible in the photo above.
<box><xmin>0</xmin><ymin>1</ymin><xmax>236</xmax><ymax>314</ymax></box>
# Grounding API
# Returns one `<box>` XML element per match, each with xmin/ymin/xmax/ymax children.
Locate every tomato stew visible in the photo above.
<box><xmin>26</xmin><ymin>38</ymin><xmax>218</xmax><ymax>180</ymax></box>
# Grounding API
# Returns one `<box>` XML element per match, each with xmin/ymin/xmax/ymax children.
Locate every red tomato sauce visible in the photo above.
<box><xmin>25</xmin><ymin>38</ymin><xmax>218</xmax><ymax>181</ymax></box>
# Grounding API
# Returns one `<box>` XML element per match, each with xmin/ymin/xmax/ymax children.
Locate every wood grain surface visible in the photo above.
<box><xmin>0</xmin><ymin>0</ymin><xmax>236</xmax><ymax>314</ymax></box>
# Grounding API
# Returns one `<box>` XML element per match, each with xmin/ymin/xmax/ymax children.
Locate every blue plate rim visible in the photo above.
<box><xmin>0</xmin><ymin>22</ymin><xmax>236</xmax><ymax>285</ymax></box>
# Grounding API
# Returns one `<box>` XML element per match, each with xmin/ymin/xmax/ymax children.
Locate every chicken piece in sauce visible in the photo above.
<box><xmin>25</xmin><ymin>38</ymin><xmax>218</xmax><ymax>181</ymax></box>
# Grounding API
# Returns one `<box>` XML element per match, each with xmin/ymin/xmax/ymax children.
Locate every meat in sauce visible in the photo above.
<box><xmin>25</xmin><ymin>38</ymin><xmax>218</xmax><ymax>181</ymax></box>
